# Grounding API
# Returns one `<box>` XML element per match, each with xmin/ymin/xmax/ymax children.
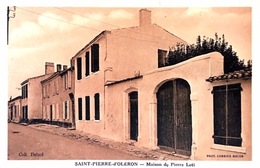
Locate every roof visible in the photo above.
<box><xmin>41</xmin><ymin>67</ymin><xmax>73</xmax><ymax>84</ymax></box>
<box><xmin>72</xmin><ymin>31</ymin><xmax>107</xmax><ymax>59</ymax></box>
<box><xmin>105</xmin><ymin>75</ymin><xmax>143</xmax><ymax>86</ymax></box>
<box><xmin>21</xmin><ymin>74</ymin><xmax>48</xmax><ymax>85</ymax></box>
<box><xmin>71</xmin><ymin>23</ymin><xmax>187</xmax><ymax>59</ymax></box>
<box><xmin>41</xmin><ymin>72</ymin><xmax>61</xmax><ymax>84</ymax></box>
<box><xmin>8</xmin><ymin>95</ymin><xmax>22</xmax><ymax>103</ymax></box>
<box><xmin>206</xmin><ymin>67</ymin><xmax>252</xmax><ymax>82</ymax></box>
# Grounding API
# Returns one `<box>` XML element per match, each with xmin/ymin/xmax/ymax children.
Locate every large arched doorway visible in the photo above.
<box><xmin>157</xmin><ymin>79</ymin><xmax>192</xmax><ymax>156</ymax></box>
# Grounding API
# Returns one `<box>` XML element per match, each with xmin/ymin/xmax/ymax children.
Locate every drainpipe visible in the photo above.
<box><xmin>103</xmin><ymin>32</ymin><xmax>113</xmax><ymax>130</ymax></box>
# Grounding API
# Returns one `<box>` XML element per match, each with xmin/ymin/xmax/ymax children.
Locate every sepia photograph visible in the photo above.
<box><xmin>2</xmin><ymin>1</ymin><xmax>258</xmax><ymax>167</ymax></box>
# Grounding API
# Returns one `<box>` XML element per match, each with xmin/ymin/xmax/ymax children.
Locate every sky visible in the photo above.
<box><xmin>7</xmin><ymin>6</ymin><xmax>252</xmax><ymax>99</ymax></box>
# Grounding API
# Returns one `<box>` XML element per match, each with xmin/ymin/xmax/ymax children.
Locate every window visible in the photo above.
<box><xmin>54</xmin><ymin>79</ymin><xmax>59</xmax><ymax>94</ymax></box>
<box><xmin>56</xmin><ymin>103</ymin><xmax>59</xmax><ymax>120</ymax></box>
<box><xmin>64</xmin><ymin>74</ymin><xmax>67</xmax><ymax>90</ymax></box>
<box><xmin>91</xmin><ymin>44</ymin><xmax>99</xmax><ymax>72</ymax></box>
<box><xmin>77</xmin><ymin>57</ymin><xmax>82</xmax><ymax>80</ymax></box>
<box><xmin>78</xmin><ymin>98</ymin><xmax>82</xmax><ymax>120</ymax></box>
<box><xmin>53</xmin><ymin>82</ymin><xmax>56</xmax><ymax>95</ymax></box>
<box><xmin>85</xmin><ymin>96</ymin><xmax>90</xmax><ymax>120</ymax></box>
<box><xmin>94</xmin><ymin>93</ymin><xmax>100</xmax><ymax>120</ymax></box>
<box><xmin>43</xmin><ymin>85</ymin><xmax>46</xmax><ymax>98</ymax></box>
<box><xmin>14</xmin><ymin>105</ymin><xmax>17</xmax><ymax>117</ymax></box>
<box><xmin>22</xmin><ymin>84</ymin><xmax>28</xmax><ymax>99</ymax></box>
<box><xmin>63</xmin><ymin>101</ymin><xmax>69</xmax><ymax>120</ymax></box>
<box><xmin>85</xmin><ymin>51</ymin><xmax>90</xmax><ymax>76</ymax></box>
<box><xmin>22</xmin><ymin>105</ymin><xmax>28</xmax><ymax>120</ymax></box>
<box><xmin>52</xmin><ymin>104</ymin><xmax>56</xmax><ymax>120</ymax></box>
<box><xmin>67</xmin><ymin>70</ymin><xmax>72</xmax><ymax>88</ymax></box>
<box><xmin>212</xmin><ymin>83</ymin><xmax>242</xmax><ymax>147</ymax></box>
<box><xmin>158</xmin><ymin>49</ymin><xmax>167</xmax><ymax>68</ymax></box>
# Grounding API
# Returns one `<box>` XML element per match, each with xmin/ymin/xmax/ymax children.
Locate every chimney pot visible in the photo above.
<box><xmin>57</xmin><ymin>64</ymin><xmax>62</xmax><ymax>72</ymax></box>
<box><xmin>63</xmin><ymin>65</ymin><xmax>68</xmax><ymax>70</ymax></box>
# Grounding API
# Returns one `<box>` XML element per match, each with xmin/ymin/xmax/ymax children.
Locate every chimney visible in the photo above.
<box><xmin>56</xmin><ymin>64</ymin><xmax>62</xmax><ymax>72</ymax></box>
<box><xmin>45</xmin><ymin>62</ymin><xmax>54</xmax><ymax>74</ymax></box>
<box><xmin>63</xmin><ymin>65</ymin><xmax>68</xmax><ymax>70</ymax></box>
<box><xmin>139</xmin><ymin>8</ymin><xmax>151</xmax><ymax>27</ymax></box>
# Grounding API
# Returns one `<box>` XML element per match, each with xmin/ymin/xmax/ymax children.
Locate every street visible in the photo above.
<box><xmin>8</xmin><ymin>123</ymin><xmax>144</xmax><ymax>160</ymax></box>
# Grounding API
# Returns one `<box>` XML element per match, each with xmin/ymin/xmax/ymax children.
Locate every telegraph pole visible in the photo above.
<box><xmin>7</xmin><ymin>6</ymin><xmax>16</xmax><ymax>45</ymax></box>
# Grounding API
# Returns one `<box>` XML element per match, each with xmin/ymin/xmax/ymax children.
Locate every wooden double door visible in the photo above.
<box><xmin>157</xmin><ymin>79</ymin><xmax>192</xmax><ymax>156</ymax></box>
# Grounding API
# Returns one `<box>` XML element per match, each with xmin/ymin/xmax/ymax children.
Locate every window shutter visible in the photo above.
<box><xmin>56</xmin><ymin>103</ymin><xmax>59</xmax><ymax>120</ymax></box>
<box><xmin>158</xmin><ymin>49</ymin><xmax>167</xmax><ymax>68</ymax></box>
<box><xmin>227</xmin><ymin>84</ymin><xmax>242</xmax><ymax>146</ymax></box>
<box><xmin>91</xmin><ymin>44</ymin><xmax>99</xmax><ymax>72</ymax></box>
<box><xmin>94</xmin><ymin>93</ymin><xmax>100</xmax><ymax>120</ymax></box>
<box><xmin>85</xmin><ymin>96</ymin><xmax>90</xmax><ymax>120</ymax></box>
<box><xmin>67</xmin><ymin>101</ymin><xmax>70</xmax><ymax>119</ymax></box>
<box><xmin>53</xmin><ymin>104</ymin><xmax>55</xmax><ymax>120</ymax></box>
<box><xmin>63</xmin><ymin>101</ymin><xmax>65</xmax><ymax>120</ymax></box>
<box><xmin>78</xmin><ymin>98</ymin><xmax>82</xmax><ymax>120</ymax></box>
<box><xmin>67</xmin><ymin>71</ymin><xmax>72</xmax><ymax>89</ymax></box>
<box><xmin>212</xmin><ymin>84</ymin><xmax>242</xmax><ymax>147</ymax></box>
<box><xmin>85</xmin><ymin>51</ymin><xmax>90</xmax><ymax>76</ymax></box>
<box><xmin>77</xmin><ymin>57</ymin><xmax>82</xmax><ymax>80</ymax></box>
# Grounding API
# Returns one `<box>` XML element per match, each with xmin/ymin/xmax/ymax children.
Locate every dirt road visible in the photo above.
<box><xmin>8</xmin><ymin>123</ymin><xmax>144</xmax><ymax>160</ymax></box>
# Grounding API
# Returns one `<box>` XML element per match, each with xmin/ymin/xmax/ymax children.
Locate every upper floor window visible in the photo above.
<box><xmin>21</xmin><ymin>84</ymin><xmax>28</xmax><ymax>99</ymax></box>
<box><xmin>158</xmin><ymin>49</ymin><xmax>167</xmax><ymax>68</ymax></box>
<box><xmin>91</xmin><ymin>44</ymin><xmax>99</xmax><ymax>73</ymax></box>
<box><xmin>63</xmin><ymin>71</ymin><xmax>72</xmax><ymax>90</ymax></box>
<box><xmin>63</xmin><ymin>74</ymin><xmax>67</xmax><ymax>90</ymax></box>
<box><xmin>85</xmin><ymin>51</ymin><xmax>90</xmax><ymax>77</ymax></box>
<box><xmin>77</xmin><ymin>57</ymin><xmax>82</xmax><ymax>80</ymax></box>
<box><xmin>212</xmin><ymin>83</ymin><xmax>242</xmax><ymax>147</ymax></box>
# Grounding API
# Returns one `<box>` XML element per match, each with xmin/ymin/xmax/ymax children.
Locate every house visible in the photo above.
<box><xmin>71</xmin><ymin>9</ymin><xmax>252</xmax><ymax>160</ymax></box>
<box><xmin>8</xmin><ymin>96</ymin><xmax>22</xmax><ymax>123</ymax></box>
<box><xmin>71</xmin><ymin>8</ymin><xmax>187</xmax><ymax>140</ymax></box>
<box><xmin>41</xmin><ymin>63</ymin><xmax>75</xmax><ymax>127</ymax></box>
<box><xmin>19</xmin><ymin>62</ymin><xmax>55</xmax><ymax>123</ymax></box>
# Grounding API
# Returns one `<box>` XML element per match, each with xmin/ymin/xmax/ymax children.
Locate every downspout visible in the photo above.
<box><xmin>103</xmin><ymin>31</ymin><xmax>113</xmax><ymax>130</ymax></box>
<box><xmin>41</xmin><ymin>83</ymin><xmax>44</xmax><ymax>122</ymax></box>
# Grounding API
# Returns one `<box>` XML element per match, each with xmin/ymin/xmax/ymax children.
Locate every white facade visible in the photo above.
<box><xmin>71</xmin><ymin>9</ymin><xmax>252</xmax><ymax>160</ymax></box>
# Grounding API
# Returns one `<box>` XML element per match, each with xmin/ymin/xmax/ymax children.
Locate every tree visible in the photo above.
<box><xmin>167</xmin><ymin>33</ymin><xmax>250</xmax><ymax>73</ymax></box>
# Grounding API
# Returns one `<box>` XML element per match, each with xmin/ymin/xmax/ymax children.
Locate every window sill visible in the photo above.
<box><xmin>211</xmin><ymin>144</ymin><xmax>246</xmax><ymax>154</ymax></box>
<box><xmin>91</xmin><ymin>70</ymin><xmax>100</xmax><ymax>75</ymax></box>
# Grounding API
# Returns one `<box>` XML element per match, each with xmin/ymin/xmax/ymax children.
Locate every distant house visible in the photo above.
<box><xmin>8</xmin><ymin>96</ymin><xmax>22</xmax><ymax>123</ymax></box>
<box><xmin>70</xmin><ymin>9</ymin><xmax>252</xmax><ymax>160</ymax></box>
<box><xmin>41</xmin><ymin>64</ymin><xmax>75</xmax><ymax>127</ymax></box>
<box><xmin>19</xmin><ymin>62</ymin><xmax>55</xmax><ymax>123</ymax></box>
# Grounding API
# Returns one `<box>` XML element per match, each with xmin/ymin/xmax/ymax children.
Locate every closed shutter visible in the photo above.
<box><xmin>212</xmin><ymin>84</ymin><xmax>242</xmax><ymax>147</ymax></box>
<box><xmin>94</xmin><ymin>93</ymin><xmax>100</xmax><ymax>120</ymax></box>
<box><xmin>78</xmin><ymin>98</ymin><xmax>82</xmax><ymax>120</ymax></box>
<box><xmin>85</xmin><ymin>51</ymin><xmax>90</xmax><ymax>76</ymax></box>
<box><xmin>85</xmin><ymin>96</ymin><xmax>90</xmax><ymax>120</ymax></box>
<box><xmin>91</xmin><ymin>44</ymin><xmax>99</xmax><ymax>72</ymax></box>
<box><xmin>77</xmin><ymin>57</ymin><xmax>82</xmax><ymax>80</ymax></box>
